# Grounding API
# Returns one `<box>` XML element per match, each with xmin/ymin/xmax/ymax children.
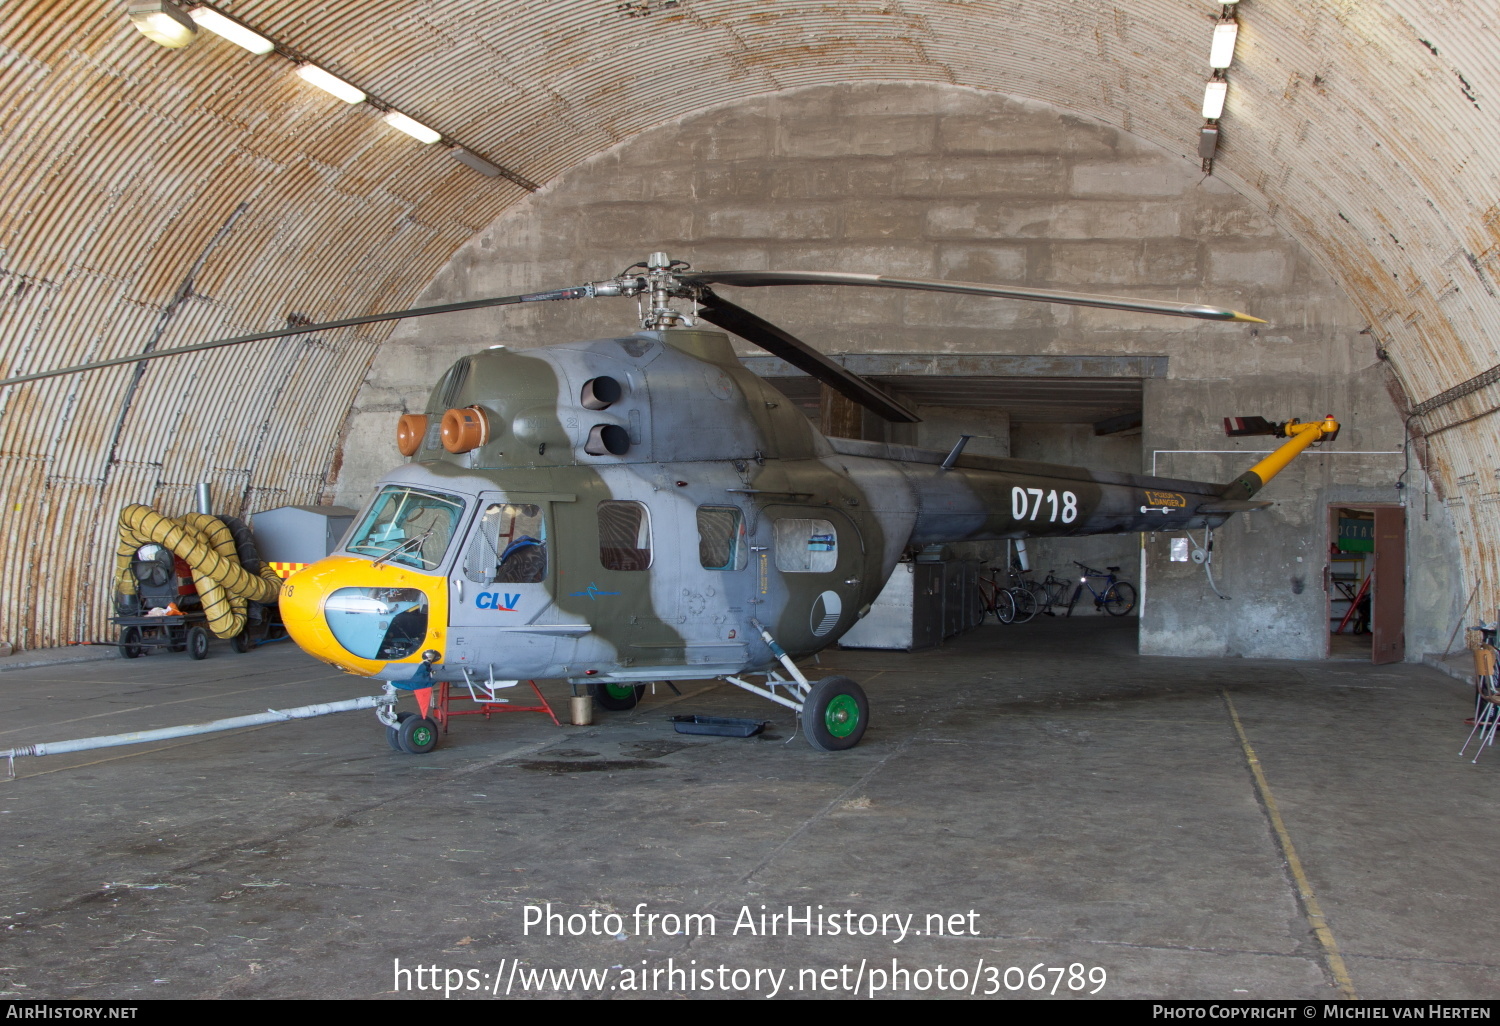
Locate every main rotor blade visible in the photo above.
<box><xmin>684</xmin><ymin>270</ymin><xmax>1266</xmax><ymax>323</ymax></box>
<box><xmin>0</xmin><ymin>285</ymin><xmax>596</xmax><ymax>388</ymax></box>
<box><xmin>695</xmin><ymin>288</ymin><xmax>920</xmax><ymax>424</ymax></box>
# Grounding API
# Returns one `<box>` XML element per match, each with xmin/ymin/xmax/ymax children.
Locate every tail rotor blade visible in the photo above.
<box><xmin>684</xmin><ymin>270</ymin><xmax>1265</xmax><ymax>324</ymax></box>
<box><xmin>695</xmin><ymin>288</ymin><xmax>919</xmax><ymax>423</ymax></box>
<box><xmin>1223</xmin><ymin>416</ymin><xmax>1279</xmax><ymax>437</ymax></box>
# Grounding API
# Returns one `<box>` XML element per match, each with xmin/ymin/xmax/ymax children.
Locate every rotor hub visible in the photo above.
<box><xmin>587</xmin><ymin>253</ymin><xmax>699</xmax><ymax>329</ymax></box>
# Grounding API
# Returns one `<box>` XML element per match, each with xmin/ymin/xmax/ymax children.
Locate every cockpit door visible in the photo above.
<box><xmin>449</xmin><ymin>494</ymin><xmax>554</xmax><ymax>629</ymax></box>
<box><xmin>446</xmin><ymin>493</ymin><xmax>571</xmax><ymax>671</ymax></box>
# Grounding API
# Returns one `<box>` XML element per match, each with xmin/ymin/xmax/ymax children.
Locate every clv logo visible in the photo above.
<box><xmin>476</xmin><ymin>592</ymin><xmax>520</xmax><ymax>611</ymax></box>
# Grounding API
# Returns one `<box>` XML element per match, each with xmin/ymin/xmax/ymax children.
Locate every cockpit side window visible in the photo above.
<box><xmin>697</xmin><ymin>505</ymin><xmax>747</xmax><ymax>570</ymax></box>
<box><xmin>599</xmin><ymin>500</ymin><xmax>651</xmax><ymax>571</ymax></box>
<box><xmin>774</xmin><ymin>518</ymin><xmax>837</xmax><ymax>573</ymax></box>
<box><xmin>464</xmin><ymin>503</ymin><xmax>546</xmax><ymax>584</ymax></box>
<box><xmin>347</xmin><ymin>487</ymin><xmax>465</xmax><ymax>571</ymax></box>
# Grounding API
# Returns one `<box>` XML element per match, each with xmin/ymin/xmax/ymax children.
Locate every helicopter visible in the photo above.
<box><xmin>1</xmin><ymin>253</ymin><xmax>1340</xmax><ymax>753</ymax></box>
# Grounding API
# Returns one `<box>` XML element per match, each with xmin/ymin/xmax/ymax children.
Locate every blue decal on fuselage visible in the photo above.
<box><xmin>476</xmin><ymin>592</ymin><xmax>521</xmax><ymax>611</ymax></box>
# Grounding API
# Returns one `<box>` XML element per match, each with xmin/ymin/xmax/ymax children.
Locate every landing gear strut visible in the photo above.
<box><xmin>723</xmin><ymin>621</ymin><xmax>872</xmax><ymax>751</ymax></box>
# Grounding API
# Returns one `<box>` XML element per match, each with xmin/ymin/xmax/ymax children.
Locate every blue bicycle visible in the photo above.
<box><xmin>1067</xmin><ymin>561</ymin><xmax>1137</xmax><ymax>617</ymax></box>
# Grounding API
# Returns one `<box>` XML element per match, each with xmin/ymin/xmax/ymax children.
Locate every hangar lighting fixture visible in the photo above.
<box><xmin>1202</xmin><ymin>77</ymin><xmax>1228</xmax><ymax>119</ymax></box>
<box><xmin>297</xmin><ymin>64</ymin><xmax>366</xmax><ymax>104</ymax></box>
<box><xmin>1209</xmin><ymin>20</ymin><xmax>1239</xmax><ymax>68</ymax></box>
<box><xmin>383</xmin><ymin>111</ymin><xmax>442</xmax><ymax>144</ymax></box>
<box><xmin>188</xmin><ymin>6</ymin><xmax>274</xmax><ymax>55</ymax></box>
<box><xmin>452</xmin><ymin>149</ymin><xmax>503</xmax><ymax>177</ymax></box>
<box><xmin>128</xmin><ymin>1</ymin><xmax>197</xmax><ymax>48</ymax></box>
<box><xmin>123</xmin><ymin>3</ymin><xmax>532</xmax><ymax>184</ymax></box>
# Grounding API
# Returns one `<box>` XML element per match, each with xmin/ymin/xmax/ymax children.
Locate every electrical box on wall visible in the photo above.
<box><xmin>251</xmin><ymin>505</ymin><xmax>358</xmax><ymax>564</ymax></box>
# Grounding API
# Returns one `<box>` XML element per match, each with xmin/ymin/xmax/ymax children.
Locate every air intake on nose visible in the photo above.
<box><xmin>441</xmin><ymin>406</ymin><xmax>489</xmax><ymax>453</ymax></box>
<box><xmin>396</xmin><ymin>414</ymin><xmax>428</xmax><ymax>456</ymax></box>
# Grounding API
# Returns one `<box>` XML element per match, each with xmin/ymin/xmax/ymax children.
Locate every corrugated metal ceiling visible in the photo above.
<box><xmin>2</xmin><ymin>0</ymin><xmax>1499</xmax><ymax>645</ymax></box>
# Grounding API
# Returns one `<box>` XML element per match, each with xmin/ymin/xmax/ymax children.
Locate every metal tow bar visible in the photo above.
<box><xmin>3</xmin><ymin>690</ymin><xmax>398</xmax><ymax>777</ymax></box>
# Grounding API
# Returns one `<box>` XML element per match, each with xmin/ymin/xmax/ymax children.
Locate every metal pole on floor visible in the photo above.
<box><xmin>3</xmin><ymin>694</ymin><xmax>394</xmax><ymax>776</ymax></box>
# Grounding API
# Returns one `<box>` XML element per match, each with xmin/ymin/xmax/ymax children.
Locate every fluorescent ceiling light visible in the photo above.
<box><xmin>1202</xmin><ymin>79</ymin><xmax>1228</xmax><ymax>119</ymax></box>
<box><xmin>128</xmin><ymin>1</ymin><xmax>197</xmax><ymax>48</ymax></box>
<box><xmin>297</xmin><ymin>64</ymin><xmax>365</xmax><ymax>104</ymax></box>
<box><xmin>189</xmin><ymin>6</ymin><xmax>274</xmax><ymax>54</ymax></box>
<box><xmin>383</xmin><ymin>111</ymin><xmax>442</xmax><ymax>144</ymax></box>
<box><xmin>1209</xmin><ymin>21</ymin><xmax>1239</xmax><ymax>69</ymax></box>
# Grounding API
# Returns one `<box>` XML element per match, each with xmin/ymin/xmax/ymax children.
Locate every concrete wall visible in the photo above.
<box><xmin>1140</xmin><ymin>368</ymin><xmax>1465</xmax><ymax>660</ymax></box>
<box><xmin>334</xmin><ymin>82</ymin><xmax>1461</xmax><ymax>661</ymax></box>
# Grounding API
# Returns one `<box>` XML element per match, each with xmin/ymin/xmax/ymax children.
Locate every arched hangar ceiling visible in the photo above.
<box><xmin>1</xmin><ymin>0</ymin><xmax>1497</xmax><ymax>645</ymax></box>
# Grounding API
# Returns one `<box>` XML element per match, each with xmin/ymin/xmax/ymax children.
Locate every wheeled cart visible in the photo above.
<box><xmin>113</xmin><ymin>613</ymin><xmax>214</xmax><ymax>660</ymax></box>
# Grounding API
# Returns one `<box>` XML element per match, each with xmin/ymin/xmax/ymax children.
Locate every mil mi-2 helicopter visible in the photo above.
<box><xmin>3</xmin><ymin>253</ymin><xmax>1340</xmax><ymax>754</ymax></box>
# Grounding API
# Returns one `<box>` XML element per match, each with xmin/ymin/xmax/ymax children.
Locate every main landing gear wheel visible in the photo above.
<box><xmin>118</xmin><ymin>627</ymin><xmax>143</xmax><ymax>659</ymax></box>
<box><xmin>802</xmin><ymin>676</ymin><xmax>869</xmax><ymax>752</ymax></box>
<box><xmin>1103</xmin><ymin>581</ymin><xmax>1137</xmax><ymax>616</ymax></box>
<box><xmin>187</xmin><ymin>626</ymin><xmax>211</xmax><ymax>660</ymax></box>
<box><xmin>591</xmin><ymin>682</ymin><xmax>645</xmax><ymax>711</ymax></box>
<box><xmin>396</xmin><ymin>715</ymin><xmax>440</xmax><ymax>755</ymax></box>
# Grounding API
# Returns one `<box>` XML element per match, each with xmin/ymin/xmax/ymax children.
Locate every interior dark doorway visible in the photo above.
<box><xmin>1327</xmin><ymin>504</ymin><xmax>1405</xmax><ymax>664</ymax></box>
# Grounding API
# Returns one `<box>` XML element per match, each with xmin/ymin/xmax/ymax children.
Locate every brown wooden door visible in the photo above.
<box><xmin>1372</xmin><ymin>506</ymin><xmax>1405</xmax><ymax>664</ymax></box>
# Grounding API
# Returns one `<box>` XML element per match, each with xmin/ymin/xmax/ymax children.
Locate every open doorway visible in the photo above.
<box><xmin>1327</xmin><ymin>504</ymin><xmax>1405</xmax><ymax>663</ymax></box>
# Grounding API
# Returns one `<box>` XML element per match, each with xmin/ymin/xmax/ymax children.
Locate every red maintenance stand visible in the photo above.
<box><xmin>423</xmin><ymin>678</ymin><xmax>561</xmax><ymax>735</ymax></box>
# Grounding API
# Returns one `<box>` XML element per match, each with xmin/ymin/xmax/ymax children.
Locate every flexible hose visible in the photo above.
<box><xmin>181</xmin><ymin>512</ymin><xmax>249</xmax><ymax>639</ymax></box>
<box><xmin>115</xmin><ymin>504</ymin><xmax>281</xmax><ymax>638</ymax></box>
<box><xmin>217</xmin><ymin>514</ymin><xmax>265</xmax><ymax>573</ymax></box>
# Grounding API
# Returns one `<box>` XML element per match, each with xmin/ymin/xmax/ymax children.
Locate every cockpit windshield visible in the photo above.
<box><xmin>346</xmin><ymin>486</ymin><xmax>465</xmax><ymax>570</ymax></box>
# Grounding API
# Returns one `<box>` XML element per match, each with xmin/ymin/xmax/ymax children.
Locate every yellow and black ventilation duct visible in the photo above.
<box><xmin>114</xmin><ymin>505</ymin><xmax>282</xmax><ymax>639</ymax></box>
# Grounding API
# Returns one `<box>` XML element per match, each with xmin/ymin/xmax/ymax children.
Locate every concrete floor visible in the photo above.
<box><xmin>1</xmin><ymin>619</ymin><xmax>1496</xmax><ymax>1000</ymax></box>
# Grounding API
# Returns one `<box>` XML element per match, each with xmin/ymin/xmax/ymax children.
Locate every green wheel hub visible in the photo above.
<box><xmin>824</xmin><ymin>694</ymin><xmax>860</xmax><ymax>738</ymax></box>
<box><xmin>409</xmin><ymin>722</ymin><xmax>435</xmax><ymax>748</ymax></box>
<box><xmin>605</xmin><ymin>683</ymin><xmax>635</xmax><ymax>701</ymax></box>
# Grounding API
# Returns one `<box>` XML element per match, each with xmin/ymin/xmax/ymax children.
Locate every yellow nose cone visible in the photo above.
<box><xmin>281</xmin><ymin>556</ymin><xmax>446</xmax><ymax>676</ymax></box>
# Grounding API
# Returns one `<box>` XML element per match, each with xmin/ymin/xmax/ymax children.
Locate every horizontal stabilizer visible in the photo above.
<box><xmin>1196</xmin><ymin>499</ymin><xmax>1274</xmax><ymax>514</ymax></box>
<box><xmin>1223</xmin><ymin>416</ymin><xmax>1278</xmax><ymax>437</ymax></box>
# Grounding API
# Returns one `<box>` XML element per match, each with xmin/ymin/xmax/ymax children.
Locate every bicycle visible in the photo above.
<box><xmin>976</xmin><ymin>564</ymin><xmax>1017</xmax><ymax>623</ymax></box>
<box><xmin>1067</xmin><ymin>562</ymin><xmax>1137</xmax><ymax>617</ymax></box>
<box><xmin>1018</xmin><ymin>569</ymin><xmax>1073</xmax><ymax>617</ymax></box>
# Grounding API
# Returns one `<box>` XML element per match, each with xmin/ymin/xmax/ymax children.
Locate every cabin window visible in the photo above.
<box><xmin>463</xmin><ymin>503</ymin><xmax>546</xmax><ymax>584</ymax></box>
<box><xmin>697</xmin><ymin>505</ymin><xmax>747</xmax><ymax>570</ymax></box>
<box><xmin>599</xmin><ymin>500</ymin><xmax>652</xmax><ymax>571</ymax></box>
<box><xmin>774</xmin><ymin>518</ymin><xmax>837</xmax><ymax>573</ymax></box>
<box><xmin>346</xmin><ymin>486</ymin><xmax>465</xmax><ymax>571</ymax></box>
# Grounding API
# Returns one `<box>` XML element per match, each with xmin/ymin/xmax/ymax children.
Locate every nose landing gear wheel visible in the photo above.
<box><xmin>386</xmin><ymin>711</ymin><xmax>415</xmax><ymax>751</ymax></box>
<box><xmin>802</xmin><ymin>676</ymin><xmax>869</xmax><ymax>752</ymax></box>
<box><xmin>396</xmin><ymin>715</ymin><xmax>440</xmax><ymax>754</ymax></box>
<box><xmin>590</xmin><ymin>682</ymin><xmax>645</xmax><ymax>711</ymax></box>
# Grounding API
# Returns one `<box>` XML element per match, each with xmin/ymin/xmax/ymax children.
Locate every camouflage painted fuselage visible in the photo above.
<box><xmin>286</xmin><ymin>328</ymin><xmax>1237</xmax><ymax>686</ymax></box>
